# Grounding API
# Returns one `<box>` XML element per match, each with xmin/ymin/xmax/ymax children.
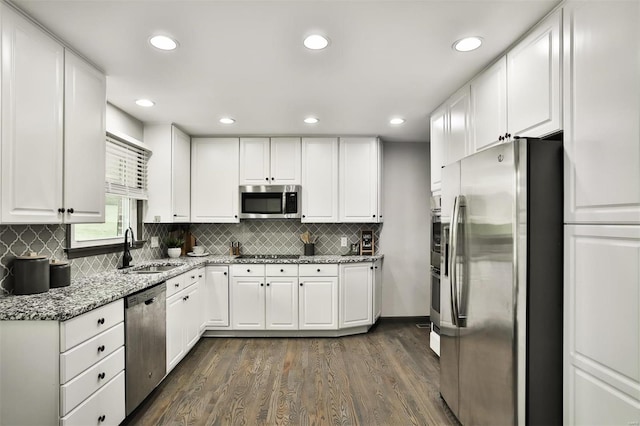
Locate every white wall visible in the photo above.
<box><xmin>380</xmin><ymin>142</ymin><xmax>431</xmax><ymax>317</ymax></box>
<box><xmin>106</xmin><ymin>103</ymin><xmax>143</xmax><ymax>140</ymax></box>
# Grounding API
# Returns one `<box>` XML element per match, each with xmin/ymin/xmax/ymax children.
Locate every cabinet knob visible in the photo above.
<box><xmin>191</xmin><ymin>275</ymin><xmax>195</xmax><ymax>279</ymax></box>
<box><xmin>98</xmin><ymin>372</ymin><xmax>106</xmax><ymax>380</ymax></box>
<box><xmin>498</xmin><ymin>135</ymin><xmax>504</xmax><ymax>141</ymax></box>
<box><xmin>67</xmin><ymin>208</ymin><xmax>74</xmax><ymax>214</ymax></box>
<box><xmin>260</xmin><ymin>283</ymin><xmax>264</xmax><ymax>287</ymax></box>
<box><xmin>317</xmin><ymin>268</ymin><xmax>320</xmax><ymax>272</ymax></box>
<box><xmin>375</xmin><ymin>266</ymin><xmax>378</xmax><ymax>269</ymax></box>
<box><xmin>265</xmin><ymin>177</ymin><xmax>269</xmax><ymax>181</ymax></box>
<box><xmin>280</xmin><ymin>269</ymin><xmax>284</xmax><ymax>273</ymax></box>
<box><xmin>175</xmin><ymin>283</ymin><xmax>180</xmax><ymax>288</ymax></box>
<box><xmin>266</xmin><ymin>283</ymin><xmax>270</xmax><ymax>286</ymax></box>
<box><xmin>97</xmin><ymin>345</ymin><xmax>105</xmax><ymax>353</ymax></box>
<box><xmin>224</xmin><ymin>272</ymin><xmax>228</xmax><ymax>276</ymax></box>
<box><xmin>97</xmin><ymin>318</ymin><xmax>105</xmax><ymax>325</ymax></box>
<box><xmin>373</xmin><ymin>214</ymin><xmax>376</xmax><ymax>218</ymax></box>
<box><xmin>302</xmin><ymin>215</ymin><xmax>306</xmax><ymax>218</ymax></box>
<box><xmin>247</xmin><ymin>269</ymin><xmax>251</xmax><ymax>273</ymax></box>
<box><xmin>300</xmin><ymin>283</ymin><xmax>303</xmax><ymax>286</ymax></box>
<box><xmin>58</xmin><ymin>208</ymin><xmax>65</xmax><ymax>214</ymax></box>
<box><xmin>370</xmin><ymin>266</ymin><xmax>374</xmax><ymax>270</ymax></box>
<box><xmin>234</xmin><ymin>215</ymin><xmax>238</xmax><ymax>218</ymax></box>
<box><xmin>199</xmin><ymin>275</ymin><xmax>203</xmax><ymax>278</ymax></box>
<box><xmin>271</xmin><ymin>177</ymin><xmax>274</xmax><ymax>181</ymax></box>
<box><xmin>98</xmin><ymin>415</ymin><xmax>106</xmax><ymax>423</ymax></box>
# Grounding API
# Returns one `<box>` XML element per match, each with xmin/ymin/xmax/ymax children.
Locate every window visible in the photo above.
<box><xmin>67</xmin><ymin>133</ymin><xmax>151</xmax><ymax>256</ymax></box>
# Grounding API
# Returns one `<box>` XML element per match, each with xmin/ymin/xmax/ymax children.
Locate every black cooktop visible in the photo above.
<box><xmin>236</xmin><ymin>254</ymin><xmax>300</xmax><ymax>259</ymax></box>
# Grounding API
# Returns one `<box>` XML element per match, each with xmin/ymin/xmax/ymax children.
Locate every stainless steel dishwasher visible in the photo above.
<box><xmin>124</xmin><ymin>282</ymin><xmax>166</xmax><ymax>415</ymax></box>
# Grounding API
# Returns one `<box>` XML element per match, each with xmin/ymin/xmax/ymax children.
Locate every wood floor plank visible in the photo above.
<box><xmin>123</xmin><ymin>321</ymin><xmax>459</xmax><ymax>426</ymax></box>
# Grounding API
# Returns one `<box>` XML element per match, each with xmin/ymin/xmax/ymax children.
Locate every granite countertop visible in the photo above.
<box><xmin>0</xmin><ymin>254</ymin><xmax>383</xmax><ymax>321</ymax></box>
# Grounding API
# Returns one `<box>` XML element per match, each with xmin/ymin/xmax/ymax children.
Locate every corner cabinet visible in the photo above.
<box><xmin>191</xmin><ymin>138</ymin><xmax>239</xmax><ymax>223</ymax></box>
<box><xmin>339</xmin><ymin>137</ymin><xmax>383</xmax><ymax>223</ymax></box>
<box><xmin>0</xmin><ymin>5</ymin><xmax>106</xmax><ymax>225</ymax></box>
<box><xmin>239</xmin><ymin>137</ymin><xmax>301</xmax><ymax>185</ymax></box>
<box><xmin>301</xmin><ymin>137</ymin><xmax>339</xmax><ymax>223</ymax></box>
<box><xmin>144</xmin><ymin>124</ymin><xmax>191</xmax><ymax>223</ymax></box>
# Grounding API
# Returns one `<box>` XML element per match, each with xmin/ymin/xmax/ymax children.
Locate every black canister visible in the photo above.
<box><xmin>13</xmin><ymin>254</ymin><xmax>49</xmax><ymax>295</ymax></box>
<box><xmin>50</xmin><ymin>261</ymin><xmax>71</xmax><ymax>288</ymax></box>
<box><xmin>304</xmin><ymin>243</ymin><xmax>315</xmax><ymax>256</ymax></box>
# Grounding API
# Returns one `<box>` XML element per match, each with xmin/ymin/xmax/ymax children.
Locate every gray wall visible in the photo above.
<box><xmin>380</xmin><ymin>142</ymin><xmax>431</xmax><ymax>317</ymax></box>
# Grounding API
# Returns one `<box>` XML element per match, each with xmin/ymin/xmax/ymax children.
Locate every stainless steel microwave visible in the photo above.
<box><xmin>239</xmin><ymin>185</ymin><xmax>301</xmax><ymax>219</ymax></box>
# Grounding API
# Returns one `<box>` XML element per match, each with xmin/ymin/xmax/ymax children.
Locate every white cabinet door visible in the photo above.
<box><xmin>446</xmin><ymin>85</ymin><xmax>470</xmax><ymax>165</ymax></box>
<box><xmin>171</xmin><ymin>126</ymin><xmax>191</xmax><ymax>221</ymax></box>
<box><xmin>430</xmin><ymin>105</ymin><xmax>446</xmax><ymax>194</ymax></box>
<box><xmin>298</xmin><ymin>277</ymin><xmax>338</xmax><ymax>330</ymax></box>
<box><xmin>339</xmin><ymin>263</ymin><xmax>373</xmax><ymax>328</ymax></box>
<box><xmin>507</xmin><ymin>9</ymin><xmax>561</xmax><ymax>138</ymax></box>
<box><xmin>470</xmin><ymin>57</ymin><xmax>508</xmax><ymax>153</ymax></box>
<box><xmin>1</xmin><ymin>5</ymin><xmax>64</xmax><ymax>224</ymax></box>
<box><xmin>265</xmin><ymin>277</ymin><xmax>298</xmax><ymax>330</ymax></box>
<box><xmin>270</xmin><ymin>137</ymin><xmax>301</xmax><ymax>185</ymax></box>
<box><xmin>191</xmin><ymin>138</ymin><xmax>239</xmax><ymax>223</ymax></box>
<box><xmin>373</xmin><ymin>259</ymin><xmax>382</xmax><ymax>321</ymax></box>
<box><xmin>204</xmin><ymin>266</ymin><xmax>230</xmax><ymax>328</ymax></box>
<box><xmin>563</xmin><ymin>1</ymin><xmax>640</xmax><ymax>224</ymax></box>
<box><xmin>231</xmin><ymin>277</ymin><xmax>265</xmax><ymax>329</ymax></box>
<box><xmin>339</xmin><ymin>137</ymin><xmax>379</xmax><ymax>222</ymax></box>
<box><xmin>184</xmin><ymin>281</ymin><xmax>201</xmax><ymax>350</ymax></box>
<box><xmin>301</xmin><ymin>137</ymin><xmax>338</xmax><ymax>223</ymax></box>
<box><xmin>63</xmin><ymin>50</ymin><xmax>106</xmax><ymax>224</ymax></box>
<box><xmin>239</xmin><ymin>137</ymin><xmax>270</xmax><ymax>185</ymax></box>
<box><xmin>565</xmin><ymin>225</ymin><xmax>640</xmax><ymax>424</ymax></box>
<box><xmin>166</xmin><ymin>291</ymin><xmax>185</xmax><ymax>373</ymax></box>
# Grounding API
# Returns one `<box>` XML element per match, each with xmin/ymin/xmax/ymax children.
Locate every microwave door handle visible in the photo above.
<box><xmin>449</xmin><ymin>195</ymin><xmax>460</xmax><ymax>327</ymax></box>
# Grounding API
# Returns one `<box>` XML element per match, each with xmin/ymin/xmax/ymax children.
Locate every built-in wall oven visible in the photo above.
<box><xmin>430</xmin><ymin>196</ymin><xmax>441</xmax><ymax>330</ymax></box>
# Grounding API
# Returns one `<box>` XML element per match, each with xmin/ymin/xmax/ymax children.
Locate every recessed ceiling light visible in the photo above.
<box><xmin>135</xmin><ymin>99</ymin><xmax>155</xmax><ymax>107</ymax></box>
<box><xmin>219</xmin><ymin>117</ymin><xmax>235</xmax><ymax>124</ymax></box>
<box><xmin>453</xmin><ymin>37</ymin><xmax>482</xmax><ymax>52</ymax></box>
<box><xmin>390</xmin><ymin>118</ymin><xmax>405</xmax><ymax>125</ymax></box>
<box><xmin>149</xmin><ymin>35</ymin><xmax>178</xmax><ymax>51</ymax></box>
<box><xmin>303</xmin><ymin>34</ymin><xmax>329</xmax><ymax>50</ymax></box>
<box><xmin>304</xmin><ymin>117</ymin><xmax>319</xmax><ymax>124</ymax></box>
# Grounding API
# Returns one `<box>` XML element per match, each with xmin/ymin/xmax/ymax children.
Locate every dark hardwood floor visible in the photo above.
<box><xmin>123</xmin><ymin>321</ymin><xmax>459</xmax><ymax>426</ymax></box>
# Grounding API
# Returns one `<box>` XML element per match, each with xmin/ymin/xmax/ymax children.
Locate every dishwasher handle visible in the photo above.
<box><xmin>144</xmin><ymin>297</ymin><xmax>157</xmax><ymax>305</ymax></box>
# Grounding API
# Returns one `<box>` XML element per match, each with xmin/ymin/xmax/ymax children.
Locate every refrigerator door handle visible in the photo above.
<box><xmin>456</xmin><ymin>195</ymin><xmax>467</xmax><ymax>328</ymax></box>
<box><xmin>449</xmin><ymin>195</ymin><xmax>460</xmax><ymax>326</ymax></box>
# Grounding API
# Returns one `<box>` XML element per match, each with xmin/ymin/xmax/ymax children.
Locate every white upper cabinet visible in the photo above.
<box><xmin>144</xmin><ymin>124</ymin><xmax>191</xmax><ymax>223</ymax></box>
<box><xmin>301</xmin><ymin>137</ymin><xmax>338</xmax><ymax>223</ymax></box>
<box><xmin>430</xmin><ymin>105</ymin><xmax>446</xmax><ymax>194</ymax></box>
<box><xmin>1</xmin><ymin>5</ymin><xmax>64</xmax><ymax>224</ymax></box>
<box><xmin>446</xmin><ymin>85</ymin><xmax>471</xmax><ymax>165</ymax></box>
<box><xmin>191</xmin><ymin>138</ymin><xmax>239</xmax><ymax>223</ymax></box>
<box><xmin>507</xmin><ymin>9</ymin><xmax>561</xmax><ymax>138</ymax></box>
<box><xmin>0</xmin><ymin>5</ymin><xmax>106</xmax><ymax>225</ymax></box>
<box><xmin>470</xmin><ymin>57</ymin><xmax>508</xmax><ymax>153</ymax></box>
<box><xmin>563</xmin><ymin>1</ymin><xmax>640</xmax><ymax>224</ymax></box>
<box><xmin>63</xmin><ymin>50</ymin><xmax>106</xmax><ymax>224</ymax></box>
<box><xmin>239</xmin><ymin>137</ymin><xmax>300</xmax><ymax>185</ymax></box>
<box><xmin>339</xmin><ymin>137</ymin><xmax>382</xmax><ymax>223</ymax></box>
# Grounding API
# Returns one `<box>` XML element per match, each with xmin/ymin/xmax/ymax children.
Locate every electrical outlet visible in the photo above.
<box><xmin>150</xmin><ymin>236</ymin><xmax>159</xmax><ymax>248</ymax></box>
<box><xmin>341</xmin><ymin>236</ymin><xmax>348</xmax><ymax>247</ymax></box>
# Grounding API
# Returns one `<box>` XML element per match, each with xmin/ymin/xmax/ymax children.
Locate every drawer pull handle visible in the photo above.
<box><xmin>317</xmin><ymin>269</ymin><xmax>320</xmax><ymax>272</ymax></box>
<box><xmin>97</xmin><ymin>318</ymin><xmax>105</xmax><ymax>325</ymax></box>
<box><xmin>199</xmin><ymin>274</ymin><xmax>203</xmax><ymax>278</ymax></box>
<box><xmin>280</xmin><ymin>269</ymin><xmax>284</xmax><ymax>272</ymax></box>
<box><xmin>191</xmin><ymin>276</ymin><xmax>195</xmax><ymax>279</ymax></box>
<box><xmin>98</xmin><ymin>372</ymin><xmax>106</xmax><ymax>380</ymax></box>
<box><xmin>98</xmin><ymin>414</ymin><xmax>106</xmax><ymax>422</ymax></box>
<box><xmin>175</xmin><ymin>283</ymin><xmax>180</xmax><ymax>288</ymax></box>
<box><xmin>98</xmin><ymin>345</ymin><xmax>105</xmax><ymax>353</ymax></box>
<box><xmin>247</xmin><ymin>269</ymin><xmax>251</xmax><ymax>273</ymax></box>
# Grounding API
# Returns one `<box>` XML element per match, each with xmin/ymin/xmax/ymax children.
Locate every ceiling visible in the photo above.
<box><xmin>11</xmin><ymin>0</ymin><xmax>559</xmax><ymax>143</ymax></box>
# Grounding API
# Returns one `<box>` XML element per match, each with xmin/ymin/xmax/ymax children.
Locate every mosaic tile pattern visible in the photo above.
<box><xmin>190</xmin><ymin>221</ymin><xmax>381</xmax><ymax>256</ymax></box>
<box><xmin>0</xmin><ymin>220</ymin><xmax>379</xmax><ymax>295</ymax></box>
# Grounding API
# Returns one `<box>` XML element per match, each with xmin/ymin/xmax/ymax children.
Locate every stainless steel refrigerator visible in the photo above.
<box><xmin>439</xmin><ymin>138</ymin><xmax>563</xmax><ymax>425</ymax></box>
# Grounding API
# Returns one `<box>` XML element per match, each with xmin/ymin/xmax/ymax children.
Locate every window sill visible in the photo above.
<box><xmin>65</xmin><ymin>241</ymin><xmax>146</xmax><ymax>260</ymax></box>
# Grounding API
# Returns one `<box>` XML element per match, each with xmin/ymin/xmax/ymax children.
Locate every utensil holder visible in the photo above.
<box><xmin>304</xmin><ymin>243</ymin><xmax>315</xmax><ymax>256</ymax></box>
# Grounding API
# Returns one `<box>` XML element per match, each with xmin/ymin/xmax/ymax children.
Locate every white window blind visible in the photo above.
<box><xmin>105</xmin><ymin>135</ymin><xmax>151</xmax><ymax>200</ymax></box>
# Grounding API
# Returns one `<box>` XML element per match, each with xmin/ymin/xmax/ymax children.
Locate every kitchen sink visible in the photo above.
<box><xmin>127</xmin><ymin>265</ymin><xmax>180</xmax><ymax>274</ymax></box>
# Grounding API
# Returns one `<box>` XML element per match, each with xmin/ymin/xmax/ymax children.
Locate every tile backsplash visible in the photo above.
<box><xmin>0</xmin><ymin>220</ymin><xmax>380</xmax><ymax>294</ymax></box>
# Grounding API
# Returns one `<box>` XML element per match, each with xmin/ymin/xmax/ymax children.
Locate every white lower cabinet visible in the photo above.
<box><xmin>373</xmin><ymin>259</ymin><xmax>383</xmax><ymax>321</ymax></box>
<box><xmin>565</xmin><ymin>225</ymin><xmax>640</xmax><ymax>424</ymax></box>
<box><xmin>166</xmin><ymin>273</ymin><xmax>203</xmax><ymax>373</ymax></box>
<box><xmin>266</xmin><ymin>276</ymin><xmax>298</xmax><ymax>330</ymax></box>
<box><xmin>61</xmin><ymin>371</ymin><xmax>125</xmax><ymax>426</ymax></box>
<box><xmin>231</xmin><ymin>276</ymin><xmax>266</xmax><ymax>329</ymax></box>
<box><xmin>339</xmin><ymin>263</ymin><xmax>373</xmax><ymax>328</ymax></box>
<box><xmin>298</xmin><ymin>269</ymin><xmax>338</xmax><ymax>330</ymax></box>
<box><xmin>204</xmin><ymin>266</ymin><xmax>229</xmax><ymax>328</ymax></box>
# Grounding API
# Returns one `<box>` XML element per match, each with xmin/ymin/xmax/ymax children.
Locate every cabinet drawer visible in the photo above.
<box><xmin>184</xmin><ymin>268</ymin><xmax>200</xmax><ymax>286</ymax></box>
<box><xmin>60</xmin><ymin>299</ymin><xmax>123</xmax><ymax>351</ymax></box>
<box><xmin>60</xmin><ymin>347</ymin><xmax>124</xmax><ymax>416</ymax></box>
<box><xmin>266</xmin><ymin>264</ymin><xmax>299</xmax><ymax>276</ymax></box>
<box><xmin>299</xmin><ymin>264</ymin><xmax>338</xmax><ymax>276</ymax></box>
<box><xmin>166</xmin><ymin>273</ymin><xmax>186</xmax><ymax>298</ymax></box>
<box><xmin>60</xmin><ymin>323</ymin><xmax>124</xmax><ymax>383</ymax></box>
<box><xmin>61</xmin><ymin>371</ymin><xmax>125</xmax><ymax>426</ymax></box>
<box><xmin>231</xmin><ymin>264</ymin><xmax>265</xmax><ymax>277</ymax></box>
